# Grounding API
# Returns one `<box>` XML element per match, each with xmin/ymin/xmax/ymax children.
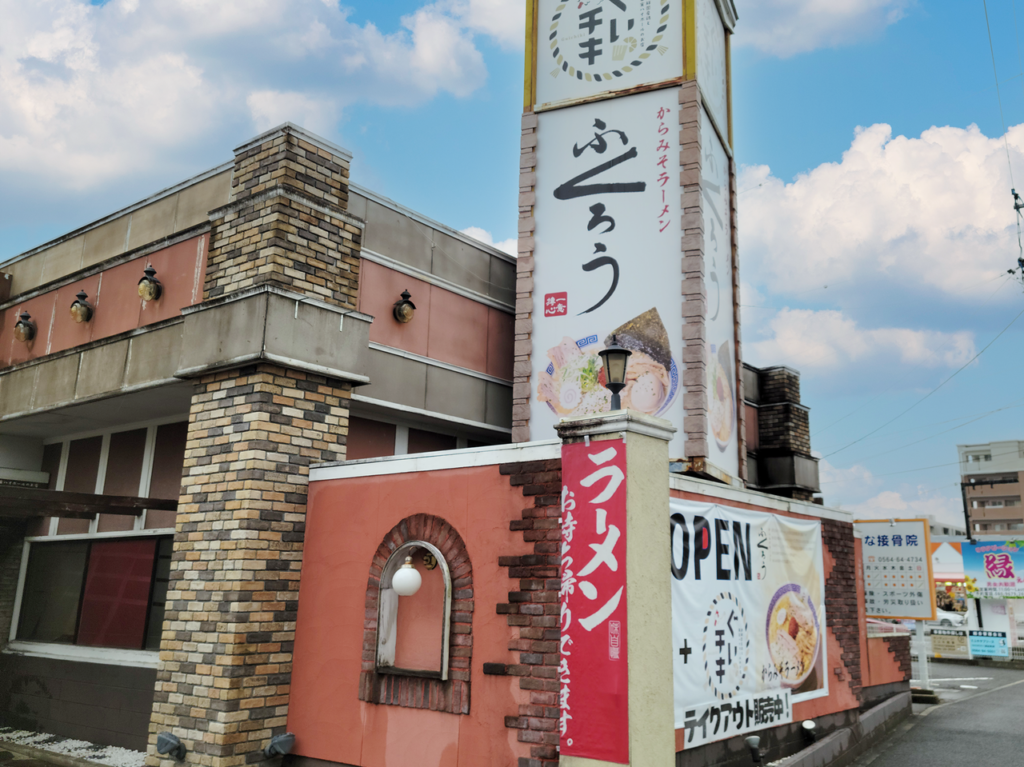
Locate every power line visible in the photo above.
<box><xmin>834</xmin><ymin>401</ymin><xmax>1024</xmax><ymax>464</ymax></box>
<box><xmin>823</xmin><ymin>303</ymin><xmax>1024</xmax><ymax>459</ymax></box>
<box><xmin>983</xmin><ymin>0</ymin><xmax>1016</xmax><ymax>187</ymax></box>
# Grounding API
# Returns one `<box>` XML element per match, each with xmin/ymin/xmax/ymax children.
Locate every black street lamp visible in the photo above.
<box><xmin>598</xmin><ymin>335</ymin><xmax>631</xmax><ymax>411</ymax></box>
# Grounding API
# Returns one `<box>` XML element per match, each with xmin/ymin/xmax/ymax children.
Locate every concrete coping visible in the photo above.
<box><xmin>0</xmin><ymin>163</ymin><xmax>231</xmax><ymax>271</ymax></box>
<box><xmin>178</xmin><ymin>283</ymin><xmax>374</xmax><ymax>322</ymax></box>
<box><xmin>310</xmin><ymin>439</ymin><xmax>562</xmax><ymax>481</ymax></box>
<box><xmin>555</xmin><ymin>410</ymin><xmax>676</xmax><ymax>443</ymax></box>
<box><xmin>233</xmin><ymin>122</ymin><xmax>354</xmax><ymax>162</ymax></box>
<box><xmin>670</xmin><ymin>473</ymin><xmax>853</xmax><ymax>523</ymax></box>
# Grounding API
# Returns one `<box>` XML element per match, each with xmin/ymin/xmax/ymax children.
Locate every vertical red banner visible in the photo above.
<box><xmin>560</xmin><ymin>438</ymin><xmax>629</xmax><ymax>764</ymax></box>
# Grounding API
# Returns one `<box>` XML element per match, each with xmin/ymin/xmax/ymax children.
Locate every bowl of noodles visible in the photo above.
<box><xmin>766</xmin><ymin>585</ymin><xmax>820</xmax><ymax>689</ymax></box>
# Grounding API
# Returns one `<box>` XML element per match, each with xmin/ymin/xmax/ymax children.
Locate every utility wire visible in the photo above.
<box><xmin>983</xmin><ymin>0</ymin><xmax>1016</xmax><ymax>188</ymax></box>
<box><xmin>838</xmin><ymin>401</ymin><xmax>1024</xmax><ymax>464</ymax></box>
<box><xmin>823</xmin><ymin>303</ymin><xmax>1024</xmax><ymax>459</ymax></box>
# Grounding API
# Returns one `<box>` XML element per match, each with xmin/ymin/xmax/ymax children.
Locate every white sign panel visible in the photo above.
<box><xmin>532</xmin><ymin>88</ymin><xmax>686</xmax><ymax>456</ymax></box>
<box><xmin>701</xmin><ymin>107</ymin><xmax>738</xmax><ymax>477</ymax></box>
<box><xmin>671</xmin><ymin>500</ymin><xmax>827</xmax><ymax>748</ymax></box>
<box><xmin>535</xmin><ymin>0</ymin><xmax>683</xmax><ymax>110</ymax></box>
<box><xmin>855</xmin><ymin>519</ymin><xmax>936</xmax><ymax>621</ymax></box>
<box><xmin>696</xmin><ymin>0</ymin><xmax>729</xmax><ymax>134</ymax></box>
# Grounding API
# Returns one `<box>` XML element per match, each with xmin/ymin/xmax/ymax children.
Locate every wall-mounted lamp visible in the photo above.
<box><xmin>156</xmin><ymin>732</ymin><xmax>187</xmax><ymax>761</ymax></box>
<box><xmin>801</xmin><ymin>720</ymin><xmax>818</xmax><ymax>742</ymax></box>
<box><xmin>138</xmin><ymin>265</ymin><xmax>163</xmax><ymax>301</ymax></box>
<box><xmin>393</xmin><ymin>289</ymin><xmax>416</xmax><ymax>323</ymax></box>
<box><xmin>598</xmin><ymin>334</ymin><xmax>632</xmax><ymax>410</ymax></box>
<box><xmin>264</xmin><ymin>733</ymin><xmax>296</xmax><ymax>758</ymax></box>
<box><xmin>13</xmin><ymin>311</ymin><xmax>36</xmax><ymax>343</ymax></box>
<box><xmin>392</xmin><ymin>555</ymin><xmax>423</xmax><ymax>596</ymax></box>
<box><xmin>744</xmin><ymin>735</ymin><xmax>763</xmax><ymax>764</ymax></box>
<box><xmin>70</xmin><ymin>291</ymin><xmax>94</xmax><ymax>323</ymax></box>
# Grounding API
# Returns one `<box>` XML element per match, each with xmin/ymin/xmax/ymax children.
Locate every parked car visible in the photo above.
<box><xmin>927</xmin><ymin>608</ymin><xmax>967</xmax><ymax>627</ymax></box>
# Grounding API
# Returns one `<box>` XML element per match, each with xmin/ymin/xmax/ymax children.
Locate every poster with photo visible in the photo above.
<box><xmin>532</xmin><ymin>88</ymin><xmax>686</xmax><ymax>456</ymax></box>
<box><xmin>671</xmin><ymin>499</ymin><xmax>827</xmax><ymax>748</ymax></box>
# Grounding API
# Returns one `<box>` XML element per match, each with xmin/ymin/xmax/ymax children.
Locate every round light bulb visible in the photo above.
<box><xmin>392</xmin><ymin>556</ymin><xmax>422</xmax><ymax>597</ymax></box>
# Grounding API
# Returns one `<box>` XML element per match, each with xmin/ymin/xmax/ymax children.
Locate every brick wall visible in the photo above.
<box><xmin>823</xmin><ymin>520</ymin><xmax>863</xmax><ymax>701</ymax></box>
<box><xmin>679</xmin><ymin>81</ymin><xmax>710</xmax><ymax>460</ymax></box>
<box><xmin>882</xmin><ymin>634</ymin><xmax>912</xmax><ymax>682</ymax></box>
<box><xmin>760</xmin><ymin>368</ymin><xmax>800</xmax><ymax>406</ymax></box>
<box><xmin>497</xmin><ymin>458</ymin><xmax>562</xmax><ymax>767</ymax></box>
<box><xmin>512</xmin><ymin>113</ymin><xmax>538</xmax><ymax>444</ymax></box>
<box><xmin>758</xmin><ymin>403</ymin><xmax>811</xmax><ymax>456</ymax></box>
<box><xmin>0</xmin><ymin>520</ymin><xmax>26</xmax><ymax>649</ymax></box>
<box><xmin>358</xmin><ymin>514</ymin><xmax>473</xmax><ymax>715</ymax></box>
<box><xmin>205</xmin><ymin>127</ymin><xmax>363</xmax><ymax>307</ymax></box>
<box><xmin>146</xmin><ymin>363</ymin><xmax>351</xmax><ymax>767</ymax></box>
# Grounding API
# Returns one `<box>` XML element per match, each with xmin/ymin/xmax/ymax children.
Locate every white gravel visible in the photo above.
<box><xmin>0</xmin><ymin>727</ymin><xmax>146</xmax><ymax>767</ymax></box>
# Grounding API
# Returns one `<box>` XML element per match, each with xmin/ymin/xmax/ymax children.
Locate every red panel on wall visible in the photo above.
<box><xmin>560</xmin><ymin>438</ymin><xmax>629</xmax><ymax>764</ymax></box>
<box><xmin>76</xmin><ymin>538</ymin><xmax>157</xmax><ymax>649</ymax></box>
<box><xmin>347</xmin><ymin>417</ymin><xmax>397</xmax><ymax>460</ymax></box>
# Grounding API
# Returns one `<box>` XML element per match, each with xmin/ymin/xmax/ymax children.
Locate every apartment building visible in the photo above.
<box><xmin>958</xmin><ymin>441</ymin><xmax>1024</xmax><ymax>533</ymax></box>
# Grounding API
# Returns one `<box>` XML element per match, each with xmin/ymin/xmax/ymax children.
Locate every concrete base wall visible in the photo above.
<box><xmin>674</xmin><ymin>687</ymin><xmax>912</xmax><ymax>767</ymax></box>
<box><xmin>0</xmin><ymin>655</ymin><xmax>155</xmax><ymax>751</ymax></box>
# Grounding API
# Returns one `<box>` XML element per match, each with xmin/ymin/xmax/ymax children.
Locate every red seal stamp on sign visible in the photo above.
<box><xmin>545</xmin><ymin>292</ymin><xmax>568</xmax><ymax>317</ymax></box>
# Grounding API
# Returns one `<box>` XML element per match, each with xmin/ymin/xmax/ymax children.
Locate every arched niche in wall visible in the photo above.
<box><xmin>376</xmin><ymin>540</ymin><xmax>452</xmax><ymax>679</ymax></box>
<box><xmin>359</xmin><ymin>514</ymin><xmax>473</xmax><ymax>714</ymax></box>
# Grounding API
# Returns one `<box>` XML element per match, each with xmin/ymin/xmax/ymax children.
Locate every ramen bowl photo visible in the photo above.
<box><xmin>765</xmin><ymin>584</ymin><xmax>821</xmax><ymax>689</ymax></box>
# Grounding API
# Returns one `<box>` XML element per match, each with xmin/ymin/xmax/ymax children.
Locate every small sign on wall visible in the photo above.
<box><xmin>931</xmin><ymin>629</ymin><xmax>971</xmax><ymax>660</ymax></box>
<box><xmin>969</xmin><ymin>630</ymin><xmax>1010</xmax><ymax>658</ymax></box>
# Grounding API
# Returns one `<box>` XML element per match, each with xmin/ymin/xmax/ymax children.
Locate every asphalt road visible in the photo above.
<box><xmin>854</xmin><ymin>662</ymin><xmax>1024</xmax><ymax>767</ymax></box>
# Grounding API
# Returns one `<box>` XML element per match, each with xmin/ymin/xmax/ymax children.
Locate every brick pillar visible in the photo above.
<box><xmin>512</xmin><ymin>112</ymin><xmax>538</xmax><ymax>443</ymax></box>
<box><xmin>679</xmin><ymin>81</ymin><xmax>710</xmax><ymax>462</ymax></box>
<box><xmin>147</xmin><ymin>365</ymin><xmax>351</xmax><ymax>767</ymax></box>
<box><xmin>205</xmin><ymin>125</ymin><xmax>362</xmax><ymax>307</ymax></box>
<box><xmin>148</xmin><ymin>125</ymin><xmax>361</xmax><ymax>767</ymax></box>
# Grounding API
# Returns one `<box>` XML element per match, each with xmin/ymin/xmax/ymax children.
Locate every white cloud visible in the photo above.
<box><xmin>247</xmin><ymin>90</ymin><xmax>339</xmax><ymax>135</ymax></box>
<box><xmin>847</xmin><ymin>487</ymin><xmax>964</xmax><ymax>529</ymax></box>
<box><xmin>818</xmin><ymin>459</ymin><xmax>881</xmax><ymax>501</ymax></box>
<box><xmin>443</xmin><ymin>0</ymin><xmax>525</xmax><ymax>49</ymax></box>
<box><xmin>740</xmin><ymin>122</ymin><xmax>1024</xmax><ymax>302</ymax></box>
<box><xmin>734</xmin><ymin>0</ymin><xmax>911</xmax><ymax>57</ymax></box>
<box><xmin>0</xmin><ymin>0</ymin><xmax>506</xmax><ymax>191</ymax></box>
<box><xmin>461</xmin><ymin>226</ymin><xmax>517</xmax><ymax>256</ymax></box>
<box><xmin>745</xmin><ymin>308</ymin><xmax>975</xmax><ymax>372</ymax></box>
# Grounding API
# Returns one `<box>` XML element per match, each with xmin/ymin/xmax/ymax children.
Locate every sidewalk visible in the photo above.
<box><xmin>851</xmin><ymin>662</ymin><xmax>1024</xmax><ymax>767</ymax></box>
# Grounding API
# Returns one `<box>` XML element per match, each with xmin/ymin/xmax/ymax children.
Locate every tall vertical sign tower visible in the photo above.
<box><xmin>515</xmin><ymin>0</ymin><xmax>744</xmax><ymax>483</ymax></box>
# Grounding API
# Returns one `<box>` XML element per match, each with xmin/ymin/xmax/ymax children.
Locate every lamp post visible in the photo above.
<box><xmin>598</xmin><ymin>335</ymin><xmax>632</xmax><ymax>411</ymax></box>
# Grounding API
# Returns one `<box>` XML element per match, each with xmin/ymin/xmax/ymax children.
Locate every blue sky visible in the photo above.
<box><xmin>4</xmin><ymin>0</ymin><xmax>1024</xmax><ymax>526</ymax></box>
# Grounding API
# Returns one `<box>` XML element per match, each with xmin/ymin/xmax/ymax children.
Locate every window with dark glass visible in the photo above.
<box><xmin>16</xmin><ymin>537</ymin><xmax>173</xmax><ymax>651</ymax></box>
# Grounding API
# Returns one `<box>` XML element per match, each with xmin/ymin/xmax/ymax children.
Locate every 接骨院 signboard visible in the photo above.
<box><xmin>560</xmin><ymin>439</ymin><xmax>629</xmax><ymax>763</ymax></box>
<box><xmin>532</xmin><ymin>88</ymin><xmax>687</xmax><ymax>458</ymax></box>
<box><xmin>671</xmin><ymin>499</ymin><xmax>827</xmax><ymax>748</ymax></box>
<box><xmin>855</xmin><ymin>519</ymin><xmax>936</xmax><ymax>620</ymax></box>
<box><xmin>963</xmin><ymin>540</ymin><xmax>1024</xmax><ymax>598</ymax></box>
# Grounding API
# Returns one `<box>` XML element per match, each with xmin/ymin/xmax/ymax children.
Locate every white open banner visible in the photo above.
<box><xmin>532</xmin><ymin>87</ymin><xmax>686</xmax><ymax>457</ymax></box>
<box><xmin>671</xmin><ymin>499</ymin><xmax>827</xmax><ymax>748</ymax></box>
